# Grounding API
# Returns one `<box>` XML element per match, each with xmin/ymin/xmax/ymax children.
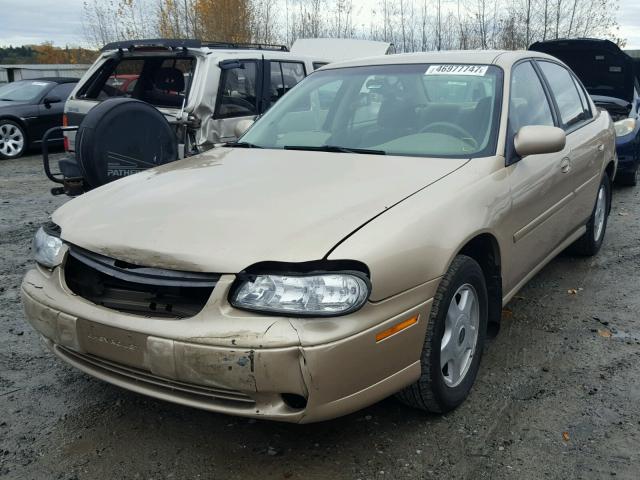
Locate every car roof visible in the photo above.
<box><xmin>319</xmin><ymin>49</ymin><xmax>559</xmax><ymax>70</ymax></box>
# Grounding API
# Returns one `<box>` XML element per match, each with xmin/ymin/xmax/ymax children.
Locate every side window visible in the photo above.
<box><xmin>269</xmin><ymin>61</ymin><xmax>306</xmax><ymax>105</ymax></box>
<box><xmin>538</xmin><ymin>61</ymin><xmax>587</xmax><ymax>128</ymax></box>
<box><xmin>509</xmin><ymin>61</ymin><xmax>555</xmax><ymax>133</ymax></box>
<box><xmin>47</xmin><ymin>83</ymin><xmax>75</xmax><ymax>100</ymax></box>
<box><xmin>281</xmin><ymin>62</ymin><xmax>305</xmax><ymax>91</ymax></box>
<box><xmin>313</xmin><ymin>62</ymin><xmax>328</xmax><ymax>70</ymax></box>
<box><xmin>572</xmin><ymin>76</ymin><xmax>593</xmax><ymax>120</ymax></box>
<box><xmin>216</xmin><ymin>61</ymin><xmax>258</xmax><ymax>118</ymax></box>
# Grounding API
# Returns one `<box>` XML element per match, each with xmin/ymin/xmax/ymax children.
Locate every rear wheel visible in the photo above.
<box><xmin>396</xmin><ymin>255</ymin><xmax>487</xmax><ymax>413</ymax></box>
<box><xmin>0</xmin><ymin>120</ymin><xmax>27</xmax><ymax>159</ymax></box>
<box><xmin>570</xmin><ymin>172</ymin><xmax>611</xmax><ymax>256</ymax></box>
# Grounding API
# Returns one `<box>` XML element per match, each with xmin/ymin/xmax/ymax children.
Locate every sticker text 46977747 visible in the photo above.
<box><xmin>425</xmin><ymin>65</ymin><xmax>489</xmax><ymax>76</ymax></box>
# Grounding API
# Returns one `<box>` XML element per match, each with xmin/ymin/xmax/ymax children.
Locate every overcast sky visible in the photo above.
<box><xmin>1</xmin><ymin>0</ymin><xmax>639</xmax><ymax>49</ymax></box>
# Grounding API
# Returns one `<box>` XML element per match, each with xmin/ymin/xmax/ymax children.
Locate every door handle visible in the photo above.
<box><xmin>598</xmin><ymin>144</ymin><xmax>605</xmax><ymax>152</ymax></box>
<box><xmin>560</xmin><ymin>157</ymin><xmax>571</xmax><ymax>173</ymax></box>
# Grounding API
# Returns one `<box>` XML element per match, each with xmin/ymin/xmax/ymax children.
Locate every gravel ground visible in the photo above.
<box><xmin>1</xmin><ymin>153</ymin><xmax>639</xmax><ymax>480</ymax></box>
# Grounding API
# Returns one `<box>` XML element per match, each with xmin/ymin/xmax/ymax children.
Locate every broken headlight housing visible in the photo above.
<box><xmin>230</xmin><ymin>272</ymin><xmax>370</xmax><ymax>316</ymax></box>
<box><xmin>33</xmin><ymin>223</ymin><xmax>63</xmax><ymax>268</ymax></box>
<box><xmin>614</xmin><ymin>118</ymin><xmax>636</xmax><ymax>137</ymax></box>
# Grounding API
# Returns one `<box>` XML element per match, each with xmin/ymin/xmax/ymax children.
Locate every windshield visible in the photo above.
<box><xmin>241</xmin><ymin>63</ymin><xmax>503</xmax><ymax>158</ymax></box>
<box><xmin>0</xmin><ymin>80</ymin><xmax>53</xmax><ymax>101</ymax></box>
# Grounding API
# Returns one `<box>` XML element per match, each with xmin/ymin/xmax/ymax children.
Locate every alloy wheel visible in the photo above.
<box><xmin>440</xmin><ymin>283</ymin><xmax>480</xmax><ymax>388</ymax></box>
<box><xmin>593</xmin><ymin>184</ymin><xmax>607</xmax><ymax>242</ymax></box>
<box><xmin>0</xmin><ymin>123</ymin><xmax>25</xmax><ymax>158</ymax></box>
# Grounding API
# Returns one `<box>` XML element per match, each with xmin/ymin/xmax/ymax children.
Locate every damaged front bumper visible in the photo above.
<box><xmin>21</xmin><ymin>265</ymin><xmax>437</xmax><ymax>423</ymax></box>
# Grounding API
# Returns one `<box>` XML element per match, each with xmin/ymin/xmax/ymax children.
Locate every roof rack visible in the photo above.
<box><xmin>201</xmin><ymin>41</ymin><xmax>289</xmax><ymax>52</ymax></box>
<box><xmin>101</xmin><ymin>38</ymin><xmax>289</xmax><ymax>53</ymax></box>
<box><xmin>101</xmin><ymin>39</ymin><xmax>201</xmax><ymax>52</ymax></box>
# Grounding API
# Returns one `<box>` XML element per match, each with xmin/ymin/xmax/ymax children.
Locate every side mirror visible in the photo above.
<box><xmin>514</xmin><ymin>125</ymin><xmax>566</xmax><ymax>157</ymax></box>
<box><xmin>43</xmin><ymin>96</ymin><xmax>62</xmax><ymax>107</ymax></box>
<box><xmin>234</xmin><ymin>118</ymin><xmax>254</xmax><ymax>138</ymax></box>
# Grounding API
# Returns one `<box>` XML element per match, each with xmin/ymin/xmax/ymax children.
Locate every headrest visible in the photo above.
<box><xmin>153</xmin><ymin>67</ymin><xmax>185</xmax><ymax>92</ymax></box>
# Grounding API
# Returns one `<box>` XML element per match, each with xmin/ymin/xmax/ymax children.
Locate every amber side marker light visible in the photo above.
<box><xmin>376</xmin><ymin>315</ymin><xmax>419</xmax><ymax>342</ymax></box>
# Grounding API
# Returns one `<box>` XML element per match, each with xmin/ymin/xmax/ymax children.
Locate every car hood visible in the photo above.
<box><xmin>53</xmin><ymin>148</ymin><xmax>468</xmax><ymax>273</ymax></box>
<box><xmin>529</xmin><ymin>39</ymin><xmax>635</xmax><ymax>102</ymax></box>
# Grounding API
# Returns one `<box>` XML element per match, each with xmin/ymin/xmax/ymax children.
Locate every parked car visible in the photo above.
<box><xmin>0</xmin><ymin>77</ymin><xmax>77</xmax><ymax>159</ymax></box>
<box><xmin>47</xmin><ymin>38</ymin><xmax>390</xmax><ymax>196</ymax></box>
<box><xmin>23</xmin><ymin>50</ymin><xmax>616</xmax><ymax>423</ymax></box>
<box><xmin>530</xmin><ymin>39</ymin><xmax>640</xmax><ymax>185</ymax></box>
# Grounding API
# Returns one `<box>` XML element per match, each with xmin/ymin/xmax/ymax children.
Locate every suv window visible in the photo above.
<box><xmin>217</xmin><ymin>61</ymin><xmax>259</xmax><ymax>118</ymax></box>
<box><xmin>509</xmin><ymin>61</ymin><xmax>555</xmax><ymax>132</ymax></box>
<box><xmin>538</xmin><ymin>61</ymin><xmax>587</xmax><ymax>128</ymax></box>
<box><xmin>47</xmin><ymin>82</ymin><xmax>76</xmax><ymax>100</ymax></box>
<box><xmin>79</xmin><ymin>56</ymin><xmax>195</xmax><ymax>109</ymax></box>
<box><xmin>269</xmin><ymin>61</ymin><xmax>305</xmax><ymax>105</ymax></box>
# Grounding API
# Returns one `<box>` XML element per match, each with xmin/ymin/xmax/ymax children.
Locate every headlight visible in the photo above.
<box><xmin>230</xmin><ymin>272</ymin><xmax>370</xmax><ymax>316</ymax></box>
<box><xmin>33</xmin><ymin>225</ymin><xmax>63</xmax><ymax>268</ymax></box>
<box><xmin>614</xmin><ymin>118</ymin><xmax>636</xmax><ymax>137</ymax></box>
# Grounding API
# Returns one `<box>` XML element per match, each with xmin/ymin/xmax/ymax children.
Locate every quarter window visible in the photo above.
<box><xmin>538</xmin><ymin>61</ymin><xmax>587</xmax><ymax>128</ymax></box>
<box><xmin>509</xmin><ymin>61</ymin><xmax>555</xmax><ymax>132</ymax></box>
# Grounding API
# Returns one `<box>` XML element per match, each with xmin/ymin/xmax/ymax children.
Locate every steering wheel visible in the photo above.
<box><xmin>420</xmin><ymin>122</ymin><xmax>478</xmax><ymax>149</ymax></box>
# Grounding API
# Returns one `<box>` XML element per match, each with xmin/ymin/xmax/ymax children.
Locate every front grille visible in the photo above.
<box><xmin>64</xmin><ymin>245</ymin><xmax>219</xmax><ymax>318</ymax></box>
<box><xmin>56</xmin><ymin>345</ymin><xmax>255</xmax><ymax>406</ymax></box>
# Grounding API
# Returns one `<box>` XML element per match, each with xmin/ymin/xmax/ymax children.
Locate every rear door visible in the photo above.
<box><xmin>536</xmin><ymin>60</ymin><xmax>604</xmax><ymax>226</ymax></box>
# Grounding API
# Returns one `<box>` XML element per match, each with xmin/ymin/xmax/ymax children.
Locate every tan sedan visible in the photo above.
<box><xmin>22</xmin><ymin>50</ymin><xmax>616</xmax><ymax>423</ymax></box>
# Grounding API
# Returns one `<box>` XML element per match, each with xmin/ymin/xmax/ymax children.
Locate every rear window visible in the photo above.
<box><xmin>78</xmin><ymin>56</ymin><xmax>195</xmax><ymax>109</ymax></box>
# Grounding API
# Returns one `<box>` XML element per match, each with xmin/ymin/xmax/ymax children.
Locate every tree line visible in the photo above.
<box><xmin>82</xmin><ymin>0</ymin><xmax>623</xmax><ymax>51</ymax></box>
<box><xmin>0</xmin><ymin>43</ymin><xmax>97</xmax><ymax>65</ymax></box>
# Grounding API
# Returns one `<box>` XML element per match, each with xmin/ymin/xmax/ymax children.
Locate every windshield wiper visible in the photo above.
<box><xmin>284</xmin><ymin>145</ymin><xmax>386</xmax><ymax>155</ymax></box>
<box><xmin>0</xmin><ymin>98</ymin><xmax>13</xmax><ymax>101</ymax></box>
<box><xmin>224</xmin><ymin>141</ymin><xmax>263</xmax><ymax>148</ymax></box>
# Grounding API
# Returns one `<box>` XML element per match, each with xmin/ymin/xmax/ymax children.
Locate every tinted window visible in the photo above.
<box><xmin>538</xmin><ymin>61</ymin><xmax>586</xmax><ymax>128</ymax></box>
<box><xmin>509</xmin><ymin>61</ymin><xmax>554</xmax><ymax>132</ymax></box>
<box><xmin>269</xmin><ymin>61</ymin><xmax>305</xmax><ymax>105</ymax></box>
<box><xmin>47</xmin><ymin>82</ymin><xmax>76</xmax><ymax>100</ymax></box>
<box><xmin>0</xmin><ymin>80</ymin><xmax>53</xmax><ymax>101</ymax></box>
<box><xmin>217</xmin><ymin>61</ymin><xmax>258</xmax><ymax>118</ymax></box>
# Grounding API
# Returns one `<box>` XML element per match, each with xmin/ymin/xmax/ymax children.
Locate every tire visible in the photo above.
<box><xmin>569</xmin><ymin>172</ymin><xmax>611</xmax><ymax>256</ymax></box>
<box><xmin>0</xmin><ymin>119</ymin><xmax>27</xmax><ymax>159</ymax></box>
<box><xmin>396</xmin><ymin>255</ymin><xmax>488</xmax><ymax>413</ymax></box>
<box><xmin>615</xmin><ymin>167</ymin><xmax>638</xmax><ymax>187</ymax></box>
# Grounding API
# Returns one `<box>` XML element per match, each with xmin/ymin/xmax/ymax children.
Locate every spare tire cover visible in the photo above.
<box><xmin>76</xmin><ymin>98</ymin><xmax>178</xmax><ymax>188</ymax></box>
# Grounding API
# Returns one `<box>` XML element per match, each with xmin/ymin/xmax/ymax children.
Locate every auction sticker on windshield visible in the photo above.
<box><xmin>425</xmin><ymin>65</ymin><xmax>489</xmax><ymax>76</ymax></box>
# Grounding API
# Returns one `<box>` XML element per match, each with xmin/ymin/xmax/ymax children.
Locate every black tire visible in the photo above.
<box><xmin>396</xmin><ymin>255</ymin><xmax>488</xmax><ymax>413</ymax></box>
<box><xmin>569</xmin><ymin>172</ymin><xmax>611</xmax><ymax>256</ymax></box>
<box><xmin>75</xmin><ymin>98</ymin><xmax>178</xmax><ymax>189</ymax></box>
<box><xmin>0</xmin><ymin>119</ymin><xmax>27</xmax><ymax>159</ymax></box>
<box><xmin>615</xmin><ymin>167</ymin><xmax>638</xmax><ymax>187</ymax></box>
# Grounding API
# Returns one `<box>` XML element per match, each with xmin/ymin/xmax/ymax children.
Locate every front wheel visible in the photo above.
<box><xmin>0</xmin><ymin>120</ymin><xmax>27</xmax><ymax>159</ymax></box>
<box><xmin>396</xmin><ymin>255</ymin><xmax>488</xmax><ymax>413</ymax></box>
<box><xmin>569</xmin><ymin>172</ymin><xmax>611</xmax><ymax>256</ymax></box>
